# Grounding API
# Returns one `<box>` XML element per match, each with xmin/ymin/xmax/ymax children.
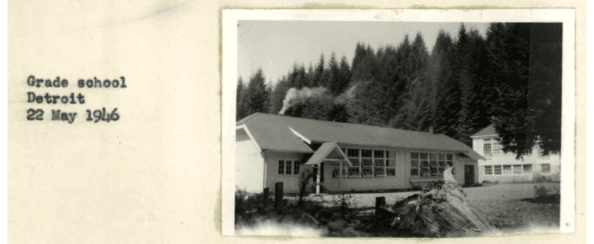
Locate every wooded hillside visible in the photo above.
<box><xmin>236</xmin><ymin>23</ymin><xmax>562</xmax><ymax>158</ymax></box>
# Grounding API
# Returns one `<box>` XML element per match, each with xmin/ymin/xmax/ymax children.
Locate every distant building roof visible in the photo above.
<box><xmin>237</xmin><ymin>113</ymin><xmax>485</xmax><ymax>160</ymax></box>
<box><xmin>471</xmin><ymin>124</ymin><xmax>497</xmax><ymax>137</ymax></box>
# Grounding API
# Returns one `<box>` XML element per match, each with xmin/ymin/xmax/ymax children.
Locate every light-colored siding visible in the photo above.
<box><xmin>473</xmin><ymin>137</ymin><xmax>561</xmax><ymax>183</ymax></box>
<box><xmin>235</xmin><ymin>129</ymin><xmax>264</xmax><ymax>193</ymax></box>
<box><xmin>264</xmin><ymin>151</ymin><xmax>306</xmax><ymax>194</ymax></box>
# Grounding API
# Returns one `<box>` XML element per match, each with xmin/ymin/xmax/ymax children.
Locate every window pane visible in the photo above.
<box><xmin>438</xmin><ymin>154</ymin><xmax>445</xmax><ymax>160</ymax></box>
<box><xmin>387</xmin><ymin>168</ymin><xmax>396</xmax><ymax>176</ymax></box>
<box><xmin>485</xmin><ymin>166</ymin><xmax>493</xmax><ymax>175</ymax></box>
<box><xmin>421</xmin><ymin>161</ymin><xmax>429</xmax><ymax>167</ymax></box>
<box><xmin>430</xmin><ymin>167</ymin><xmax>439</xmax><ymax>176</ymax></box>
<box><xmin>374</xmin><ymin>150</ymin><xmax>384</xmax><ymax>158</ymax></box>
<box><xmin>285</xmin><ymin>161</ymin><xmax>292</xmax><ymax>174</ymax></box>
<box><xmin>411</xmin><ymin>168</ymin><xmax>419</xmax><ymax>176</ymax></box>
<box><xmin>429</xmin><ymin>153</ymin><xmax>437</xmax><ymax>160</ymax></box>
<box><xmin>503</xmin><ymin>165</ymin><xmax>512</xmax><ymax>174</ymax></box>
<box><xmin>361</xmin><ymin>149</ymin><xmax>372</xmax><ymax>158</ymax></box>
<box><xmin>494</xmin><ymin>165</ymin><xmax>501</xmax><ymax>174</ymax></box>
<box><xmin>411</xmin><ymin>160</ymin><xmax>419</xmax><ymax>168</ymax></box>
<box><xmin>294</xmin><ymin>161</ymin><xmax>300</xmax><ymax>174</ymax></box>
<box><xmin>362</xmin><ymin>159</ymin><xmax>373</xmax><ymax>167</ymax></box>
<box><xmin>411</xmin><ymin>152</ymin><xmax>419</xmax><ymax>159</ymax></box>
<box><xmin>420</xmin><ymin>153</ymin><xmax>428</xmax><ymax>159</ymax></box>
<box><xmin>447</xmin><ymin>161</ymin><xmax>453</xmax><ymax>167</ymax></box>
<box><xmin>438</xmin><ymin>161</ymin><xmax>446</xmax><ymax>167</ymax></box>
<box><xmin>349</xmin><ymin>158</ymin><xmax>360</xmax><ymax>166</ymax></box>
<box><xmin>523</xmin><ymin>164</ymin><xmax>532</xmax><ymax>173</ymax></box>
<box><xmin>386</xmin><ymin>159</ymin><xmax>395</xmax><ymax>167</ymax></box>
<box><xmin>542</xmin><ymin>164</ymin><xmax>551</xmax><ymax>173</ymax></box>
<box><xmin>348</xmin><ymin>168</ymin><xmax>360</xmax><ymax>177</ymax></box>
<box><xmin>439</xmin><ymin>167</ymin><xmax>446</xmax><ymax>174</ymax></box>
<box><xmin>513</xmin><ymin>165</ymin><xmax>522</xmax><ymax>174</ymax></box>
<box><xmin>347</xmin><ymin>149</ymin><xmax>359</xmax><ymax>157</ymax></box>
<box><xmin>484</xmin><ymin>143</ymin><xmax>492</xmax><ymax>156</ymax></box>
<box><xmin>421</xmin><ymin>168</ymin><xmax>430</xmax><ymax>177</ymax></box>
<box><xmin>447</xmin><ymin>154</ymin><xmax>453</xmax><ymax>160</ymax></box>
<box><xmin>430</xmin><ymin>161</ymin><xmax>438</xmax><ymax>167</ymax></box>
<box><xmin>385</xmin><ymin>151</ymin><xmax>390</xmax><ymax>158</ymax></box>
<box><xmin>374</xmin><ymin>159</ymin><xmax>384</xmax><ymax>167</ymax></box>
<box><xmin>374</xmin><ymin>167</ymin><xmax>385</xmax><ymax>176</ymax></box>
<box><xmin>362</xmin><ymin>168</ymin><xmax>373</xmax><ymax>176</ymax></box>
<box><xmin>278</xmin><ymin>161</ymin><xmax>284</xmax><ymax>174</ymax></box>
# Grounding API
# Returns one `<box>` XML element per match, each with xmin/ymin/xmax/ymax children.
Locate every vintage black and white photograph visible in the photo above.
<box><xmin>223</xmin><ymin>9</ymin><xmax>575</xmax><ymax>238</ymax></box>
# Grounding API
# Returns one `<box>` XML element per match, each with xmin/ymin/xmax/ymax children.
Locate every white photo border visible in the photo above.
<box><xmin>221</xmin><ymin>9</ymin><xmax>576</xmax><ymax>236</ymax></box>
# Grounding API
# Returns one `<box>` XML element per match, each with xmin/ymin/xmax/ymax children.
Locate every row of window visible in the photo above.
<box><xmin>278</xmin><ymin>160</ymin><xmax>300</xmax><ymax>175</ymax></box>
<box><xmin>410</xmin><ymin>152</ymin><xmax>454</xmax><ymax>177</ymax></box>
<box><xmin>277</xmin><ymin>151</ymin><xmax>458</xmax><ymax>178</ymax></box>
<box><xmin>483</xmin><ymin>163</ymin><xmax>550</xmax><ymax>175</ymax></box>
<box><xmin>334</xmin><ymin>148</ymin><xmax>396</xmax><ymax>178</ymax></box>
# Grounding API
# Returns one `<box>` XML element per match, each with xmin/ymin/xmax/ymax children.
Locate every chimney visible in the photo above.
<box><xmin>429</xmin><ymin>127</ymin><xmax>434</xmax><ymax>134</ymax></box>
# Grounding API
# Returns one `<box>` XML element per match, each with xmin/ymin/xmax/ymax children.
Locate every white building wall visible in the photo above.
<box><xmin>235</xmin><ymin>129</ymin><xmax>264</xmax><ymax>193</ymax></box>
<box><xmin>473</xmin><ymin>136</ymin><xmax>561</xmax><ymax>183</ymax></box>
<box><xmin>264</xmin><ymin>151</ymin><xmax>306</xmax><ymax>194</ymax></box>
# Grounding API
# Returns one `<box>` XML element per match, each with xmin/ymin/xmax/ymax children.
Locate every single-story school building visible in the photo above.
<box><xmin>236</xmin><ymin>113</ymin><xmax>485</xmax><ymax>194</ymax></box>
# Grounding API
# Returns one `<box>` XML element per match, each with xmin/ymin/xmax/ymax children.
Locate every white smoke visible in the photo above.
<box><xmin>334</xmin><ymin>84</ymin><xmax>359</xmax><ymax>104</ymax></box>
<box><xmin>279</xmin><ymin>87</ymin><xmax>328</xmax><ymax>115</ymax></box>
<box><xmin>278</xmin><ymin>85</ymin><xmax>360</xmax><ymax>115</ymax></box>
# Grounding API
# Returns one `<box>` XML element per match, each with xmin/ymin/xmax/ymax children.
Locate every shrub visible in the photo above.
<box><xmin>335</xmin><ymin>191</ymin><xmax>355</xmax><ymax>216</ymax></box>
<box><xmin>298</xmin><ymin>168</ymin><xmax>315</xmax><ymax>206</ymax></box>
<box><xmin>533</xmin><ymin>173</ymin><xmax>548</xmax><ymax>183</ymax></box>
<box><xmin>534</xmin><ymin>185</ymin><xmax>551</xmax><ymax>198</ymax></box>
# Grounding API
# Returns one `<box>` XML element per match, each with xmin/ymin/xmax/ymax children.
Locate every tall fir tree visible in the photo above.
<box><xmin>245</xmin><ymin>68</ymin><xmax>269</xmax><ymax>115</ymax></box>
<box><xmin>432</xmin><ymin>30</ymin><xmax>460</xmax><ymax>138</ymax></box>
<box><xmin>390</xmin><ymin>33</ymin><xmax>432</xmax><ymax>131</ymax></box>
<box><xmin>312</xmin><ymin>54</ymin><xmax>325</xmax><ymax>87</ymax></box>
<box><xmin>236</xmin><ymin>77</ymin><xmax>247</xmax><ymax>120</ymax></box>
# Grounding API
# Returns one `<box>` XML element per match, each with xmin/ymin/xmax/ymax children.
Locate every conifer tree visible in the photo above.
<box><xmin>245</xmin><ymin>68</ymin><xmax>269</xmax><ymax>115</ymax></box>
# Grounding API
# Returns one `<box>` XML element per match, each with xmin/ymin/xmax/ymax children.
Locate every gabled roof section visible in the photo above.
<box><xmin>305</xmin><ymin>142</ymin><xmax>352</xmax><ymax>165</ymax></box>
<box><xmin>236</xmin><ymin>113</ymin><xmax>313</xmax><ymax>153</ymax></box>
<box><xmin>237</xmin><ymin>113</ymin><xmax>483</xmax><ymax>158</ymax></box>
<box><xmin>471</xmin><ymin>124</ymin><xmax>497</xmax><ymax>138</ymax></box>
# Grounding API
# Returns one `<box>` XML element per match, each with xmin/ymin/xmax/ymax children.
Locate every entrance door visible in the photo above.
<box><xmin>464</xmin><ymin>165</ymin><xmax>475</xmax><ymax>185</ymax></box>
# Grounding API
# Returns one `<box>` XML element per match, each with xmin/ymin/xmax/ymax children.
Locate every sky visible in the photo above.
<box><xmin>238</xmin><ymin>21</ymin><xmax>490</xmax><ymax>86</ymax></box>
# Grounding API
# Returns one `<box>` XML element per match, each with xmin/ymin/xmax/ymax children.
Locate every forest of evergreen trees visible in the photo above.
<box><xmin>236</xmin><ymin>23</ymin><xmax>562</xmax><ymax>158</ymax></box>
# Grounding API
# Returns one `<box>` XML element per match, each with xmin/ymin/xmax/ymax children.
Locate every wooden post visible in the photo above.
<box><xmin>315</xmin><ymin>164</ymin><xmax>321</xmax><ymax>195</ymax></box>
<box><xmin>263</xmin><ymin>187</ymin><xmax>269</xmax><ymax>208</ymax></box>
<box><xmin>275</xmin><ymin>182</ymin><xmax>283</xmax><ymax>210</ymax></box>
<box><xmin>375</xmin><ymin>196</ymin><xmax>386</xmax><ymax>218</ymax></box>
<box><xmin>339</xmin><ymin>161</ymin><xmax>343</xmax><ymax>191</ymax></box>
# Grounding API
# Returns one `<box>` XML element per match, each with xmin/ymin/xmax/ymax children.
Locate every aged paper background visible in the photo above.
<box><xmin>7</xmin><ymin>1</ymin><xmax>587</xmax><ymax>244</ymax></box>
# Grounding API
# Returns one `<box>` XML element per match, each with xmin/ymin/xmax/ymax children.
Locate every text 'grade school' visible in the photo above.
<box><xmin>25</xmin><ymin>75</ymin><xmax>126</xmax><ymax>124</ymax></box>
